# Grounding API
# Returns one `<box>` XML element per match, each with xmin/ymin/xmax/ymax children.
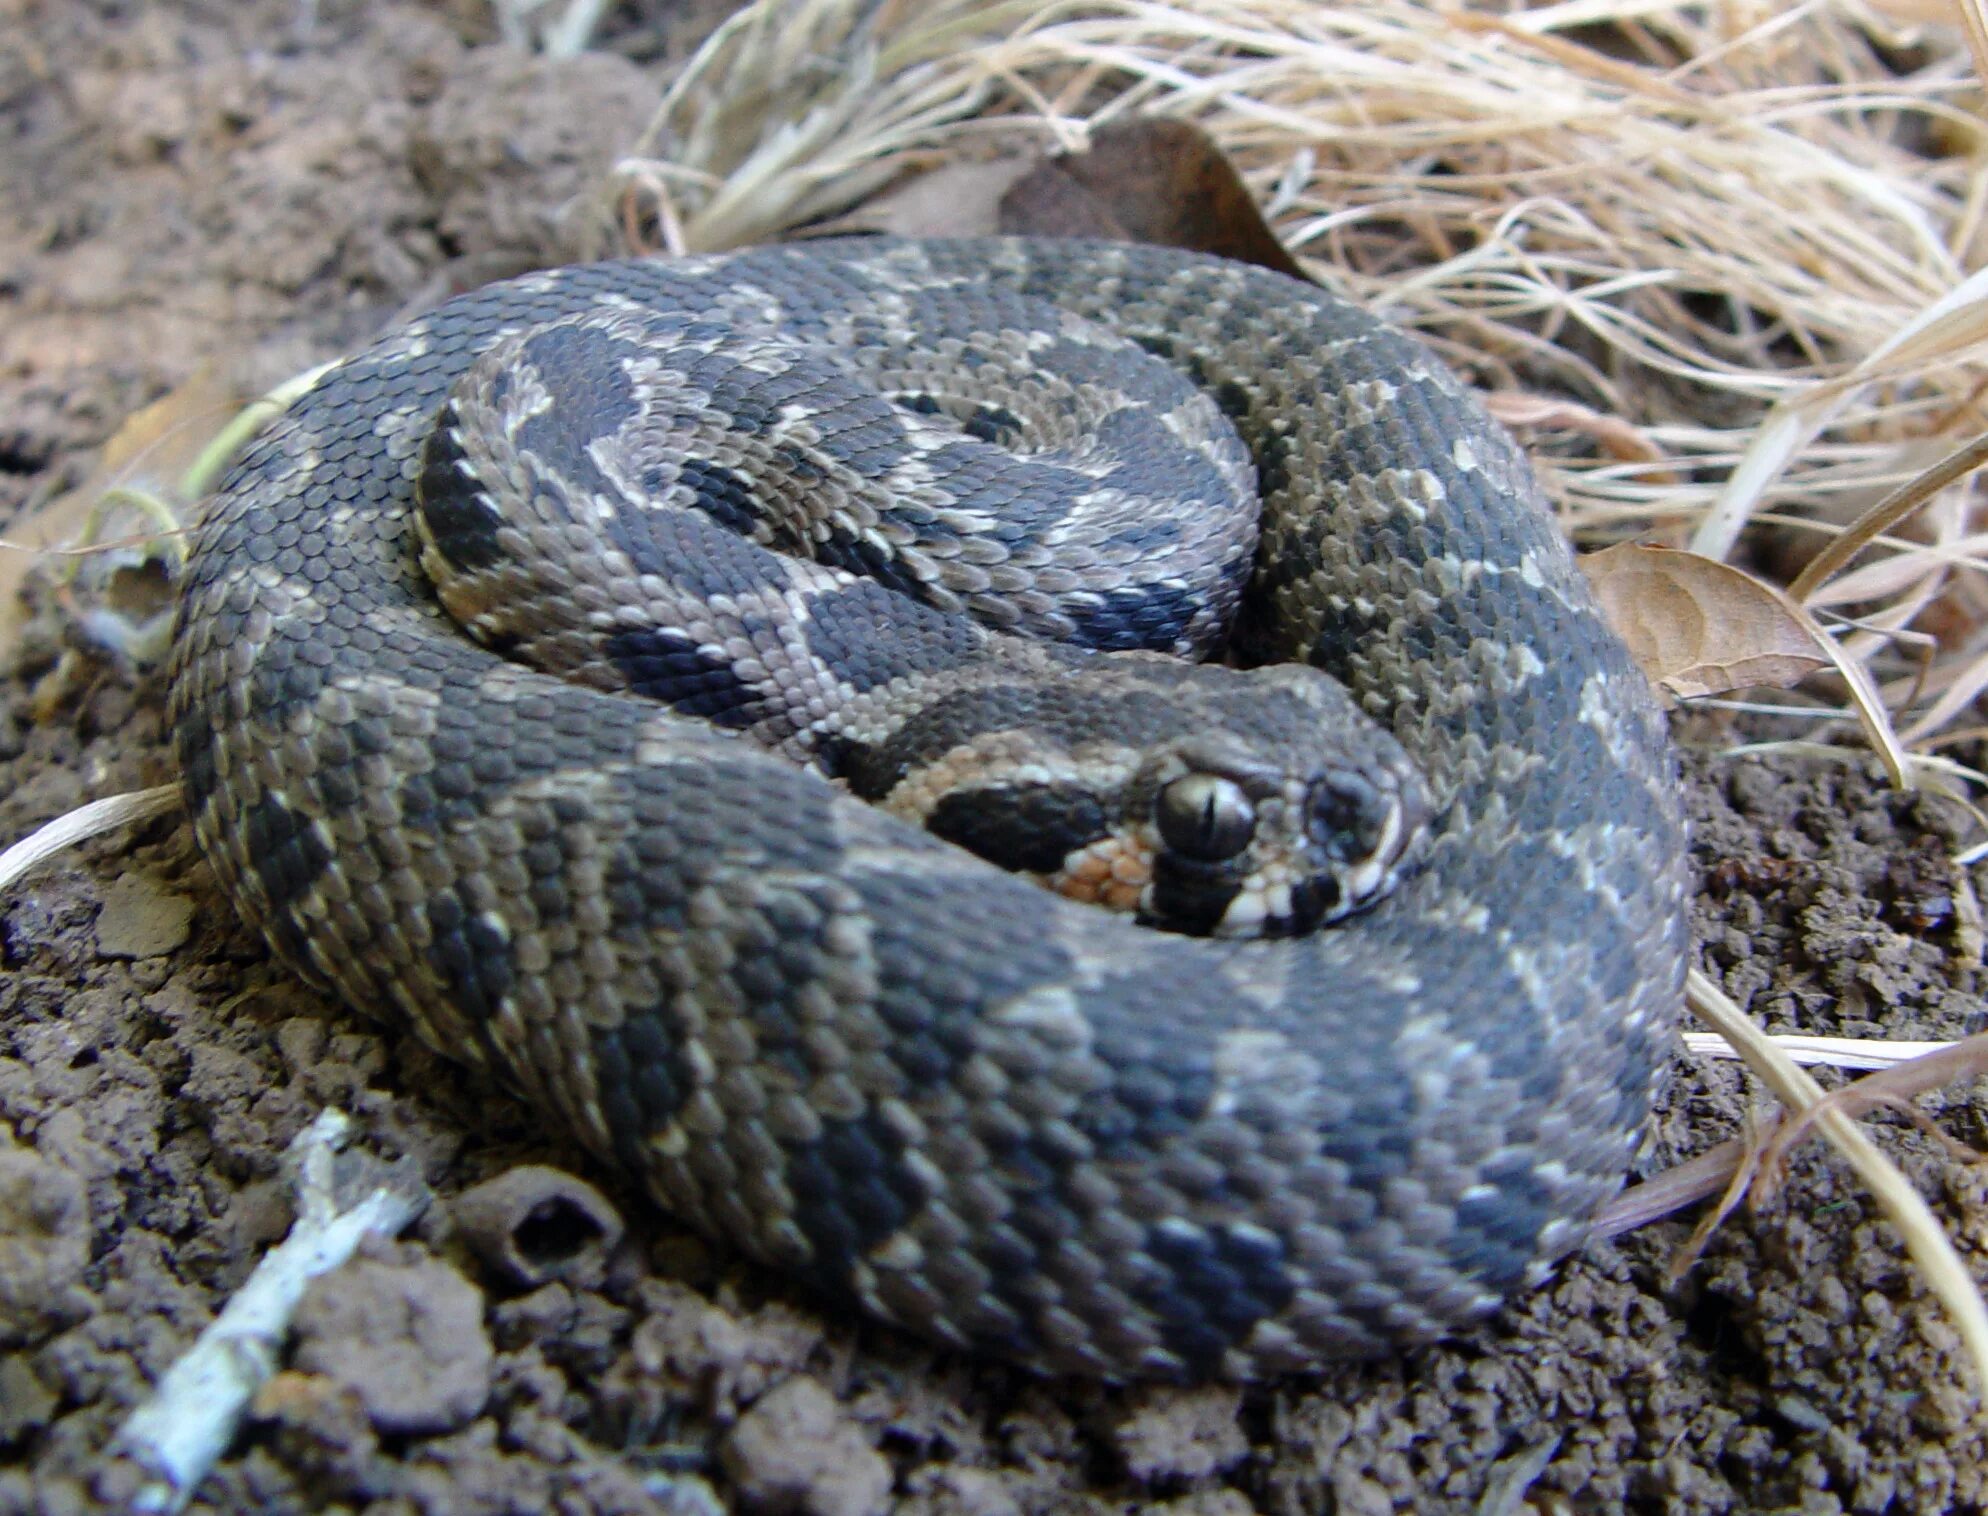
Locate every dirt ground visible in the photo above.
<box><xmin>5</xmin><ymin>4</ymin><xmax>1988</xmax><ymax>1513</ymax></box>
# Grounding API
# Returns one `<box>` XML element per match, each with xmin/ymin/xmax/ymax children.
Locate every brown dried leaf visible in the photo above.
<box><xmin>1580</xmin><ymin>542</ymin><xmax>1830</xmax><ymax>699</ymax></box>
<box><xmin>828</xmin><ymin>157</ymin><xmax>1041</xmax><ymax>240</ymax></box>
<box><xmin>831</xmin><ymin>117</ymin><xmax>1306</xmax><ymax>280</ymax></box>
<box><xmin>829</xmin><ymin>149</ymin><xmax>1128</xmax><ymax>243</ymax></box>
<box><xmin>0</xmin><ymin>366</ymin><xmax>242</xmax><ymax>661</ymax></box>
<box><xmin>96</xmin><ymin>366</ymin><xmax>246</xmax><ymax>484</ymax></box>
<box><xmin>996</xmin><ymin>158</ymin><xmax>1134</xmax><ymax>242</ymax></box>
<box><xmin>1021</xmin><ymin>118</ymin><xmax>1307</xmax><ymax>280</ymax></box>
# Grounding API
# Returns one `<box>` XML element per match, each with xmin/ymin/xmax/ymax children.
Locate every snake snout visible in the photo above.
<box><xmin>1116</xmin><ymin>668</ymin><xmax>1439</xmax><ymax>940</ymax></box>
<box><xmin>1136</xmin><ymin>760</ymin><xmax>1431</xmax><ymax>940</ymax></box>
<box><xmin>1306</xmin><ymin>765</ymin><xmax>1429</xmax><ymax>916</ymax></box>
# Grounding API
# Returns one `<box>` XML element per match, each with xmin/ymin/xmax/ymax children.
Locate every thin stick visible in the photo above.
<box><xmin>107</xmin><ymin>1112</ymin><xmax>431</xmax><ymax>1514</ymax></box>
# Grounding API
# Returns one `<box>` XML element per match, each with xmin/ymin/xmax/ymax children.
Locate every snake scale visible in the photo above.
<box><xmin>168</xmin><ymin>237</ymin><xmax>1689</xmax><ymax>1380</ymax></box>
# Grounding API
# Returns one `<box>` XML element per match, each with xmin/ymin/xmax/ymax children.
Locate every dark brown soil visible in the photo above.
<box><xmin>5</xmin><ymin>6</ymin><xmax>1987</xmax><ymax>1513</ymax></box>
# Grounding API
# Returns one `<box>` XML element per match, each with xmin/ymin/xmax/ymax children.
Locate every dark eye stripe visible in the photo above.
<box><xmin>924</xmin><ymin>783</ymin><xmax>1111</xmax><ymax>875</ymax></box>
<box><xmin>1142</xmin><ymin>866</ymin><xmax>1241</xmax><ymax>937</ymax></box>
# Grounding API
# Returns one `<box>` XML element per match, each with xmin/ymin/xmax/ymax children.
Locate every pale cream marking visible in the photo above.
<box><xmin>1206</xmin><ymin>1030</ymin><xmax>1303</xmax><ymax>1119</ymax></box>
<box><xmin>985</xmin><ymin>985</ymin><xmax>1092</xmax><ymax>1053</ymax></box>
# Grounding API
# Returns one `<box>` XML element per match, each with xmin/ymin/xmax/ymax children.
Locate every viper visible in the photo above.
<box><xmin>169</xmin><ymin>237</ymin><xmax>1690</xmax><ymax>1380</ymax></box>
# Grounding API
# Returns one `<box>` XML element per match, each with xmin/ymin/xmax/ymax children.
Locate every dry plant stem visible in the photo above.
<box><xmin>1607</xmin><ymin>1029</ymin><xmax>1988</xmax><ymax>1236</ymax></box>
<box><xmin>1681</xmin><ymin>1030</ymin><xmax>1967</xmax><ymax>1071</ymax></box>
<box><xmin>1693</xmin><ymin>258</ymin><xmax>1988</xmax><ymax>562</ymax></box>
<box><xmin>1593</xmin><ymin>1139</ymin><xmax>1750</xmax><ymax>1240</ymax></box>
<box><xmin>1662</xmin><ymin>1116</ymin><xmax>1768</xmax><ymax>1288</ymax></box>
<box><xmin>503</xmin><ymin>0</ymin><xmax>610</xmax><ymax>57</ymax></box>
<box><xmin>1946</xmin><ymin>0</ymin><xmax>1988</xmax><ymax>114</ymax></box>
<box><xmin>1673</xmin><ymin>338</ymin><xmax>1987</xmax><ymax>794</ymax></box>
<box><xmin>1474</xmin><ymin>1436</ymin><xmax>1562</xmax><ymax>1516</ymax></box>
<box><xmin>1773</xmin><ymin>594</ymin><xmax>1911</xmax><ymax>790</ymax></box>
<box><xmin>1755</xmin><ymin>1031</ymin><xmax>1988</xmax><ymax>1178</ymax></box>
<box><xmin>1785</xmin><ymin>432</ymin><xmax>1988</xmax><ymax>605</ymax></box>
<box><xmin>1900</xmin><ymin>630</ymin><xmax>1988</xmax><ymax>747</ymax></box>
<box><xmin>0</xmin><ymin>786</ymin><xmax>181</xmax><ymax>893</ymax></box>
<box><xmin>1716</xmin><ymin>739</ymin><xmax>1988</xmax><ymax>785</ymax></box>
<box><xmin>106</xmin><ymin>1111</ymin><xmax>431</xmax><ymax>1514</ymax></box>
<box><xmin>1685</xmin><ymin>968</ymin><xmax>1988</xmax><ymax>1403</ymax></box>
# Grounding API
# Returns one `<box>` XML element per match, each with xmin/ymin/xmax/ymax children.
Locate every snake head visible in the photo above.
<box><xmin>1123</xmin><ymin>666</ymin><xmax>1433</xmax><ymax>939</ymax></box>
<box><xmin>855</xmin><ymin>653</ymin><xmax>1431</xmax><ymax>940</ymax></box>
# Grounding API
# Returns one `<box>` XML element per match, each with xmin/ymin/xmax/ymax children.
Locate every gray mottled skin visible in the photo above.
<box><xmin>168</xmin><ymin>238</ymin><xmax>1690</xmax><ymax>1380</ymax></box>
<box><xmin>415</xmin><ymin>299</ymin><xmax>1430</xmax><ymax>938</ymax></box>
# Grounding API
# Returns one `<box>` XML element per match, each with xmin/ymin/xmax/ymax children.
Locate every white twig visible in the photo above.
<box><xmin>108</xmin><ymin>1111</ymin><xmax>432</xmax><ymax>1513</ymax></box>
<box><xmin>1682</xmin><ymin>1031</ymin><xmax>1962</xmax><ymax>1072</ymax></box>
<box><xmin>0</xmin><ymin>786</ymin><xmax>182</xmax><ymax>893</ymax></box>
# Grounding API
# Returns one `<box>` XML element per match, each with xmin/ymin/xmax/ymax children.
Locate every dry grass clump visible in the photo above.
<box><xmin>593</xmin><ymin>0</ymin><xmax>1988</xmax><ymax>760</ymax></box>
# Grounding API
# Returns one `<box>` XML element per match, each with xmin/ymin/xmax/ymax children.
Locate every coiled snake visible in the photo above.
<box><xmin>168</xmin><ymin>238</ymin><xmax>1689</xmax><ymax>1380</ymax></box>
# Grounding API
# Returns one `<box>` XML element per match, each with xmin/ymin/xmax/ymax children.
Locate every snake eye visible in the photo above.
<box><xmin>1157</xmin><ymin>774</ymin><xmax>1256</xmax><ymax>862</ymax></box>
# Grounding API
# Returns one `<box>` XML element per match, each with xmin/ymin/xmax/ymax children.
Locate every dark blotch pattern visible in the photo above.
<box><xmin>238</xmin><ymin>792</ymin><xmax>333</xmax><ymax>970</ymax></box>
<box><xmin>424</xmin><ymin>888</ymin><xmax>516</xmax><ymax>1030</ymax></box>
<box><xmin>810</xmin><ymin>522</ymin><xmax>949</xmax><ymax>605</ymax></box>
<box><xmin>507</xmin><ymin>323</ymin><xmax>645</xmax><ymax>504</ymax></box>
<box><xmin>675</xmin><ymin>457</ymin><xmax>761</xmax><ymax>536</ymax></box>
<box><xmin>1450</xmin><ymin>1155</ymin><xmax>1565</xmax><ymax>1294</ymax></box>
<box><xmin>246</xmin><ymin>623</ymin><xmax>334</xmax><ymax>723</ymax></box>
<box><xmin>1063</xmin><ymin>582</ymin><xmax>1212</xmax><ymax>654</ymax></box>
<box><xmin>856</xmin><ymin>864</ymin><xmax>1079</xmax><ymax>1093</ymax></box>
<box><xmin>594</xmin><ymin>1008</ymin><xmax>695</xmax><ymax>1174</ymax></box>
<box><xmin>800</xmin><ymin>578</ymin><xmax>985</xmax><ymax>696</ymax></box>
<box><xmin>418</xmin><ymin>417</ymin><xmax>511</xmax><ymax>573</ymax></box>
<box><xmin>925</xmin><ymin>782</ymin><xmax>1110</xmax><ymax>875</ymax></box>
<box><xmin>727</xmin><ymin>879</ymin><xmax>863</xmax><ymax>1083</ymax></box>
<box><xmin>788</xmin><ymin>1110</ymin><xmax>929</xmax><ymax>1292</ymax></box>
<box><xmin>1129</xmin><ymin>1220</ymin><xmax>1296</xmax><ymax>1377</ymax></box>
<box><xmin>1070</xmin><ymin>962</ymin><xmax>1222</xmax><ymax>1159</ymax></box>
<box><xmin>242</xmin><ymin>792</ymin><xmax>332</xmax><ymax>919</ymax></box>
<box><xmin>963</xmin><ymin>403</ymin><xmax>1024</xmax><ymax>445</ymax></box>
<box><xmin>604</xmin><ymin>626</ymin><xmax>762</xmax><ymax>729</ymax></box>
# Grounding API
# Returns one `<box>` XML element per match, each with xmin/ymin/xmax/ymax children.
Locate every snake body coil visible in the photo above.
<box><xmin>169</xmin><ymin>238</ymin><xmax>1689</xmax><ymax>1380</ymax></box>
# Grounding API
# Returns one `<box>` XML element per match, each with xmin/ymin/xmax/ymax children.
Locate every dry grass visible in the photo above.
<box><xmin>594</xmin><ymin>0</ymin><xmax>1988</xmax><ymax>763</ymax></box>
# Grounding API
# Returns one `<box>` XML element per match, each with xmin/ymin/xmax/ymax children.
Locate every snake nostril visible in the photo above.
<box><xmin>1308</xmin><ymin>772</ymin><xmax>1394</xmax><ymax>862</ymax></box>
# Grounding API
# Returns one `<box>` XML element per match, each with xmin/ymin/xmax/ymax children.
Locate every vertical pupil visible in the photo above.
<box><xmin>1160</xmin><ymin>776</ymin><xmax>1253</xmax><ymax>861</ymax></box>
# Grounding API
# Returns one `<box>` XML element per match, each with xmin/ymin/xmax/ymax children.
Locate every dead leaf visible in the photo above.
<box><xmin>830</xmin><ymin>157</ymin><xmax>1041</xmax><ymax>240</ymax></box>
<box><xmin>1016</xmin><ymin>119</ymin><xmax>1307</xmax><ymax>280</ymax></box>
<box><xmin>0</xmin><ymin>365</ymin><xmax>244</xmax><ymax>662</ymax></box>
<box><xmin>1580</xmin><ymin>542</ymin><xmax>1831</xmax><ymax>699</ymax></box>
<box><xmin>830</xmin><ymin>117</ymin><xmax>1308</xmax><ymax>281</ymax></box>
<box><xmin>98</xmin><ymin>365</ymin><xmax>247</xmax><ymax>484</ymax></box>
<box><xmin>996</xmin><ymin>158</ymin><xmax>1134</xmax><ymax>241</ymax></box>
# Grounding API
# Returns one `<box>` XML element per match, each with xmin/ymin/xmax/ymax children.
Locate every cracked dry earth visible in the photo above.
<box><xmin>5</xmin><ymin>4</ymin><xmax>1988</xmax><ymax>1513</ymax></box>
